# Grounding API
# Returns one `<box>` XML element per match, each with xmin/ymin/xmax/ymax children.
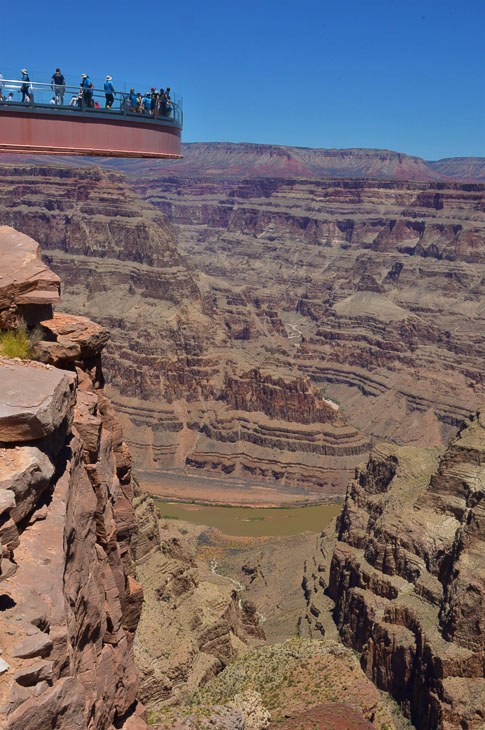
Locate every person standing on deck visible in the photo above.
<box><xmin>104</xmin><ymin>75</ymin><xmax>115</xmax><ymax>109</ymax></box>
<box><xmin>150</xmin><ymin>87</ymin><xmax>159</xmax><ymax>116</ymax></box>
<box><xmin>51</xmin><ymin>68</ymin><xmax>66</xmax><ymax>105</ymax></box>
<box><xmin>142</xmin><ymin>92</ymin><xmax>151</xmax><ymax>114</ymax></box>
<box><xmin>20</xmin><ymin>69</ymin><xmax>33</xmax><ymax>103</ymax></box>
<box><xmin>159</xmin><ymin>88</ymin><xmax>167</xmax><ymax>116</ymax></box>
<box><xmin>80</xmin><ymin>73</ymin><xmax>93</xmax><ymax>107</ymax></box>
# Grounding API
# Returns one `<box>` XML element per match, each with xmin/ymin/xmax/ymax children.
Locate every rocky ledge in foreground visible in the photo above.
<box><xmin>328</xmin><ymin>412</ymin><xmax>485</xmax><ymax>729</ymax></box>
<box><xmin>0</xmin><ymin>226</ymin><xmax>147</xmax><ymax>729</ymax></box>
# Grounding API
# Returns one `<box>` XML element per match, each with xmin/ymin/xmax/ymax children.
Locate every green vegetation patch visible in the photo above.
<box><xmin>149</xmin><ymin>638</ymin><xmax>397</xmax><ymax>727</ymax></box>
<box><xmin>0</xmin><ymin>325</ymin><xmax>42</xmax><ymax>360</ymax></box>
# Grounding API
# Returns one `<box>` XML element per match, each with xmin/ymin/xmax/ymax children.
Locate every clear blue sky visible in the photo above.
<box><xmin>1</xmin><ymin>0</ymin><xmax>484</xmax><ymax>159</ymax></box>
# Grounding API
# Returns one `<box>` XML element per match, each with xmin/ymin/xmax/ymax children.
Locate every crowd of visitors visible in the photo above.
<box><xmin>125</xmin><ymin>87</ymin><xmax>172</xmax><ymax>117</ymax></box>
<box><xmin>0</xmin><ymin>69</ymin><xmax>174</xmax><ymax>119</ymax></box>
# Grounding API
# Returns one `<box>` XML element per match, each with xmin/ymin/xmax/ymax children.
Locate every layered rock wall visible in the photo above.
<box><xmin>0</xmin><ymin>228</ymin><xmax>146</xmax><ymax>729</ymax></box>
<box><xmin>1</xmin><ymin>159</ymin><xmax>483</xmax><ymax>496</ymax></box>
<box><xmin>327</xmin><ymin>414</ymin><xmax>485</xmax><ymax>729</ymax></box>
<box><xmin>107</xmin><ymin>142</ymin><xmax>485</xmax><ymax>181</ymax></box>
<box><xmin>0</xmin><ymin>166</ymin><xmax>373</xmax><ymax>494</ymax></box>
<box><xmin>127</xmin><ymin>165</ymin><xmax>485</xmax><ymax>455</ymax></box>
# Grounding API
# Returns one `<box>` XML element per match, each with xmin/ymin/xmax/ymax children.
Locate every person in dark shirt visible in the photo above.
<box><xmin>159</xmin><ymin>88</ymin><xmax>166</xmax><ymax>117</ymax></box>
<box><xmin>51</xmin><ymin>68</ymin><xmax>66</xmax><ymax>105</ymax></box>
<box><xmin>164</xmin><ymin>87</ymin><xmax>172</xmax><ymax>118</ymax></box>
<box><xmin>150</xmin><ymin>87</ymin><xmax>158</xmax><ymax>116</ymax></box>
<box><xmin>104</xmin><ymin>75</ymin><xmax>115</xmax><ymax>108</ymax></box>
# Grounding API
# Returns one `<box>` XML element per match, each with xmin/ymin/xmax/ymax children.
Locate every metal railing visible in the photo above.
<box><xmin>0</xmin><ymin>78</ymin><xmax>183</xmax><ymax>127</ymax></box>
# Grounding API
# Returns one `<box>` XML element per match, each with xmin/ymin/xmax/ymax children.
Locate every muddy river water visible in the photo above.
<box><xmin>155</xmin><ymin>501</ymin><xmax>342</xmax><ymax>537</ymax></box>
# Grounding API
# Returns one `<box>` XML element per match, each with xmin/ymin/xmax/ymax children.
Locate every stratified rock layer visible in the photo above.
<box><xmin>328</xmin><ymin>413</ymin><xmax>485</xmax><ymax>729</ymax></box>
<box><xmin>106</xmin><ymin>142</ymin><xmax>485</xmax><ymax>181</ymax></box>
<box><xmin>122</xmin><ymin>160</ymin><xmax>484</xmax><ymax>462</ymax></box>
<box><xmin>0</xmin><ymin>230</ymin><xmax>146</xmax><ymax>729</ymax></box>
<box><xmin>0</xmin><ymin>159</ymin><xmax>483</xmax><ymax>496</ymax></box>
<box><xmin>0</xmin><ymin>168</ymin><xmax>372</xmax><ymax>495</ymax></box>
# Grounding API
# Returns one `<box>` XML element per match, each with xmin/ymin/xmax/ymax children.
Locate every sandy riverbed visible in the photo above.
<box><xmin>138</xmin><ymin>468</ymin><xmax>338</xmax><ymax>508</ymax></box>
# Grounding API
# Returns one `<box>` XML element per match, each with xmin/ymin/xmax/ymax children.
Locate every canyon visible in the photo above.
<box><xmin>120</xmin><ymin>145</ymin><xmax>484</xmax><ymax>463</ymax></box>
<box><xmin>0</xmin><ymin>143</ymin><xmax>483</xmax><ymax>729</ymax></box>
<box><xmin>107</xmin><ymin>143</ymin><xmax>485</xmax><ymax>182</ymax></box>
<box><xmin>0</xmin><ymin>145</ymin><xmax>483</xmax><ymax>499</ymax></box>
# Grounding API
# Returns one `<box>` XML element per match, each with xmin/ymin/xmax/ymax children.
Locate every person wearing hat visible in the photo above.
<box><xmin>80</xmin><ymin>73</ymin><xmax>93</xmax><ymax>108</ymax></box>
<box><xmin>104</xmin><ymin>75</ymin><xmax>115</xmax><ymax>109</ymax></box>
<box><xmin>20</xmin><ymin>68</ymin><xmax>33</xmax><ymax>103</ymax></box>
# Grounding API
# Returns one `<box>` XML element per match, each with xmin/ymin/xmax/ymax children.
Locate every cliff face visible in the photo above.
<box><xmin>327</xmin><ymin>413</ymin><xmax>485</xmax><ymax>729</ymax></box>
<box><xmin>126</xmin><ymin>167</ymin><xmax>484</xmax><ymax>456</ymax></box>
<box><xmin>0</xmin><ymin>164</ymin><xmax>372</xmax><ymax>495</ymax></box>
<box><xmin>428</xmin><ymin>157</ymin><xmax>485</xmax><ymax>182</ymax></box>
<box><xmin>0</xmin><ymin>227</ymin><xmax>146</xmax><ymax>729</ymax></box>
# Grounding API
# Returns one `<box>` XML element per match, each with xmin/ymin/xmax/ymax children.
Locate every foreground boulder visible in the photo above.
<box><xmin>0</xmin><ymin>359</ymin><xmax>75</xmax><ymax>441</ymax></box>
<box><xmin>0</xmin><ymin>226</ymin><xmax>60</xmax><ymax>328</ymax></box>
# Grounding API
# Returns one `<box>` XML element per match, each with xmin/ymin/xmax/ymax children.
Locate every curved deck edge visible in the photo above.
<box><xmin>0</xmin><ymin>107</ymin><xmax>182</xmax><ymax>159</ymax></box>
<box><xmin>0</xmin><ymin>143</ymin><xmax>182</xmax><ymax>158</ymax></box>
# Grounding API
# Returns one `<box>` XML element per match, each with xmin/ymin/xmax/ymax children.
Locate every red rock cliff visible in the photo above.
<box><xmin>328</xmin><ymin>413</ymin><xmax>485</xmax><ymax>729</ymax></box>
<box><xmin>0</xmin><ymin>227</ymin><xmax>146</xmax><ymax>729</ymax></box>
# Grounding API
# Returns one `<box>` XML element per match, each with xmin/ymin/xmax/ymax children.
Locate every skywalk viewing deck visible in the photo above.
<box><xmin>0</xmin><ymin>77</ymin><xmax>183</xmax><ymax>158</ymax></box>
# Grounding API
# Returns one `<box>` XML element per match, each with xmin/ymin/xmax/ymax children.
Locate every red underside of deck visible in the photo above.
<box><xmin>0</xmin><ymin>110</ymin><xmax>182</xmax><ymax>158</ymax></box>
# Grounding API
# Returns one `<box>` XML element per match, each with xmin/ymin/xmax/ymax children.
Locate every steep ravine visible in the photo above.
<box><xmin>127</xmin><ymin>168</ymin><xmax>485</xmax><ymax>455</ymax></box>
<box><xmin>2</xmin><ymin>222</ymin><xmax>481</xmax><ymax>729</ymax></box>
<box><xmin>328</xmin><ymin>416</ymin><xmax>485</xmax><ymax>729</ymax></box>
